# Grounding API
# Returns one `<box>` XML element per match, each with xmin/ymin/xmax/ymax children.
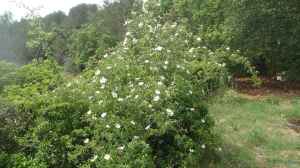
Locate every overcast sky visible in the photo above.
<box><xmin>0</xmin><ymin>0</ymin><xmax>104</xmax><ymax>20</ymax></box>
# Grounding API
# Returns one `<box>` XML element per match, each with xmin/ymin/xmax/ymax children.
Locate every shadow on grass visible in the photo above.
<box><xmin>212</xmin><ymin>143</ymin><xmax>260</xmax><ymax>168</ymax></box>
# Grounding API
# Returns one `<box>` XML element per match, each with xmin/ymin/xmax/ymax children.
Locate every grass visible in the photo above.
<box><xmin>210</xmin><ymin>90</ymin><xmax>300</xmax><ymax>168</ymax></box>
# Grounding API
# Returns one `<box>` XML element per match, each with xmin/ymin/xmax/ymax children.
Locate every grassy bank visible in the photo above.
<box><xmin>211</xmin><ymin>90</ymin><xmax>300</xmax><ymax>168</ymax></box>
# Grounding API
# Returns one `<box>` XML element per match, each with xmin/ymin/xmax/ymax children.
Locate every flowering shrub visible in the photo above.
<box><xmin>0</xmin><ymin>0</ymin><xmax>257</xmax><ymax>167</ymax></box>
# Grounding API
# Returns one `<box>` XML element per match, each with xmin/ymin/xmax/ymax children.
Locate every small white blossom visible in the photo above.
<box><xmin>158</xmin><ymin>81</ymin><xmax>163</xmax><ymax>86</ymax></box>
<box><xmin>201</xmin><ymin>144</ymin><xmax>206</xmax><ymax>149</ymax></box>
<box><xmin>96</xmin><ymin>91</ymin><xmax>100</xmax><ymax>94</ymax></box>
<box><xmin>132</xmin><ymin>38</ymin><xmax>138</xmax><ymax>44</ymax></box>
<box><xmin>197</xmin><ymin>37</ymin><xmax>202</xmax><ymax>41</ymax></box>
<box><xmin>145</xmin><ymin>124</ymin><xmax>151</xmax><ymax>130</ymax></box>
<box><xmin>201</xmin><ymin>119</ymin><xmax>206</xmax><ymax>123</ymax></box>
<box><xmin>189</xmin><ymin>48</ymin><xmax>194</xmax><ymax>53</ymax></box>
<box><xmin>87</xmin><ymin>110</ymin><xmax>92</xmax><ymax>115</ymax></box>
<box><xmin>189</xmin><ymin>149</ymin><xmax>195</xmax><ymax>153</ymax></box>
<box><xmin>166</xmin><ymin>108</ymin><xmax>174</xmax><ymax>117</ymax></box>
<box><xmin>153</xmin><ymin>95</ymin><xmax>160</xmax><ymax>102</ymax></box>
<box><xmin>92</xmin><ymin>115</ymin><xmax>97</xmax><ymax>120</ymax></box>
<box><xmin>118</xmin><ymin>146</ymin><xmax>125</xmax><ymax>151</ymax></box>
<box><xmin>138</xmin><ymin>22</ymin><xmax>144</xmax><ymax>28</ymax></box>
<box><xmin>138</xmin><ymin>82</ymin><xmax>144</xmax><ymax>86</ymax></box>
<box><xmin>67</xmin><ymin>83</ymin><xmax>72</xmax><ymax>87</ymax></box>
<box><xmin>115</xmin><ymin>123</ymin><xmax>121</xmax><ymax>129</ymax></box>
<box><xmin>84</xmin><ymin>138</ymin><xmax>89</xmax><ymax>144</ymax></box>
<box><xmin>154</xmin><ymin>46</ymin><xmax>163</xmax><ymax>51</ymax></box>
<box><xmin>100</xmin><ymin>77</ymin><xmax>108</xmax><ymax>84</ymax></box>
<box><xmin>112</xmin><ymin>91</ymin><xmax>118</xmax><ymax>98</ymax></box>
<box><xmin>106</xmin><ymin>125</ymin><xmax>110</xmax><ymax>128</ymax></box>
<box><xmin>276</xmin><ymin>75</ymin><xmax>283</xmax><ymax>81</ymax></box>
<box><xmin>91</xmin><ymin>155</ymin><xmax>98</xmax><ymax>162</ymax></box>
<box><xmin>164</xmin><ymin>61</ymin><xmax>169</xmax><ymax>65</ymax></box>
<box><xmin>101</xmin><ymin>113</ymin><xmax>107</xmax><ymax>118</ymax></box>
<box><xmin>126</xmin><ymin>32</ymin><xmax>131</xmax><ymax>36</ymax></box>
<box><xmin>130</xmin><ymin>121</ymin><xmax>136</xmax><ymax>125</ymax></box>
<box><xmin>104</xmin><ymin>154</ymin><xmax>111</xmax><ymax>160</ymax></box>
<box><xmin>155</xmin><ymin>90</ymin><xmax>161</xmax><ymax>95</ymax></box>
<box><xmin>171</xmin><ymin>22</ymin><xmax>177</xmax><ymax>28</ymax></box>
<box><xmin>95</xmin><ymin>70</ymin><xmax>101</xmax><ymax>76</ymax></box>
<box><xmin>145</xmin><ymin>60</ymin><xmax>150</xmax><ymax>63</ymax></box>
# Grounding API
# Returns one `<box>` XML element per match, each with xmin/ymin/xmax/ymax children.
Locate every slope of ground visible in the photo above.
<box><xmin>210</xmin><ymin>88</ymin><xmax>300</xmax><ymax>168</ymax></box>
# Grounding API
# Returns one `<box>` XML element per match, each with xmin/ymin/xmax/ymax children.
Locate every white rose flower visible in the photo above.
<box><xmin>138</xmin><ymin>22</ymin><xmax>144</xmax><ymax>28</ymax></box>
<box><xmin>130</xmin><ymin>121</ymin><xmax>136</xmax><ymax>125</ymax></box>
<box><xmin>95</xmin><ymin>70</ymin><xmax>101</xmax><ymax>76</ymax></box>
<box><xmin>101</xmin><ymin>113</ymin><xmax>107</xmax><ymax>118</ymax></box>
<box><xmin>166</xmin><ymin>108</ymin><xmax>174</xmax><ymax>117</ymax></box>
<box><xmin>145</xmin><ymin>124</ymin><xmax>151</xmax><ymax>130</ymax></box>
<box><xmin>87</xmin><ymin>110</ymin><xmax>92</xmax><ymax>115</ymax></box>
<box><xmin>154</xmin><ymin>46</ymin><xmax>163</xmax><ymax>51</ymax></box>
<box><xmin>104</xmin><ymin>154</ymin><xmax>111</xmax><ymax>160</ymax></box>
<box><xmin>100</xmin><ymin>77</ymin><xmax>107</xmax><ymax>84</ymax></box>
<box><xmin>112</xmin><ymin>91</ymin><xmax>118</xmax><ymax>98</ymax></box>
<box><xmin>115</xmin><ymin>123</ymin><xmax>121</xmax><ymax>129</ymax></box>
<box><xmin>117</xmin><ymin>146</ymin><xmax>125</xmax><ymax>151</ymax></box>
<box><xmin>84</xmin><ymin>138</ymin><xmax>89</xmax><ymax>144</ymax></box>
<box><xmin>91</xmin><ymin>155</ymin><xmax>98</xmax><ymax>162</ymax></box>
<box><xmin>153</xmin><ymin>95</ymin><xmax>160</xmax><ymax>102</ymax></box>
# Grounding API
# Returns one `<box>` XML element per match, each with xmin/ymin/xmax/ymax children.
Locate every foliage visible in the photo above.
<box><xmin>68</xmin><ymin>24</ymin><xmax>116</xmax><ymax>66</ymax></box>
<box><xmin>67</xmin><ymin>4</ymin><xmax>98</xmax><ymax>28</ymax></box>
<box><xmin>0</xmin><ymin>60</ymin><xmax>63</xmax><ymax>168</ymax></box>
<box><xmin>228</xmin><ymin>0</ymin><xmax>300</xmax><ymax>80</ymax></box>
<box><xmin>0</xmin><ymin>0</ymin><xmax>259</xmax><ymax>167</ymax></box>
<box><xmin>0</xmin><ymin>61</ymin><xmax>17</xmax><ymax>91</ymax></box>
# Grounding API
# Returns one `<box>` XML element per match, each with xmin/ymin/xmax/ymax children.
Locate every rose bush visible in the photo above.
<box><xmin>1</xmin><ymin>0</ymin><xmax>257</xmax><ymax>167</ymax></box>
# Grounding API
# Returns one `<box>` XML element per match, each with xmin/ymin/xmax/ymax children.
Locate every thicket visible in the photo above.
<box><xmin>2</xmin><ymin>0</ymin><xmax>299</xmax><ymax>80</ymax></box>
<box><xmin>1</xmin><ymin>0</ymin><xmax>299</xmax><ymax>167</ymax></box>
<box><xmin>0</xmin><ymin>0</ymin><xmax>259</xmax><ymax>167</ymax></box>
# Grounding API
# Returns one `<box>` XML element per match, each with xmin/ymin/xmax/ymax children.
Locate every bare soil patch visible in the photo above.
<box><xmin>234</xmin><ymin>77</ymin><xmax>300</xmax><ymax>98</ymax></box>
<box><xmin>287</xmin><ymin>118</ymin><xmax>300</xmax><ymax>133</ymax></box>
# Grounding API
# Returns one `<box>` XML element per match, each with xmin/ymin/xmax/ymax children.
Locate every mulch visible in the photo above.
<box><xmin>233</xmin><ymin>77</ymin><xmax>300</xmax><ymax>97</ymax></box>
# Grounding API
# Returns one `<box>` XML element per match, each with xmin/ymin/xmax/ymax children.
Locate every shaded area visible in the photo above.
<box><xmin>234</xmin><ymin>77</ymin><xmax>300</xmax><ymax>97</ymax></box>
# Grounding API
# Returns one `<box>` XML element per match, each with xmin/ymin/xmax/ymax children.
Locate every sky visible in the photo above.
<box><xmin>0</xmin><ymin>0</ymin><xmax>104</xmax><ymax>20</ymax></box>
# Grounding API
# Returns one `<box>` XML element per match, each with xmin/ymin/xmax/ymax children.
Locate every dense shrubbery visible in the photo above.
<box><xmin>0</xmin><ymin>61</ymin><xmax>17</xmax><ymax>91</ymax></box>
<box><xmin>0</xmin><ymin>1</ymin><xmax>259</xmax><ymax>167</ymax></box>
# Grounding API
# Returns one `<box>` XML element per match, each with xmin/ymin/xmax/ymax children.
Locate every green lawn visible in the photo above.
<box><xmin>210</xmin><ymin>90</ymin><xmax>300</xmax><ymax>168</ymax></box>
